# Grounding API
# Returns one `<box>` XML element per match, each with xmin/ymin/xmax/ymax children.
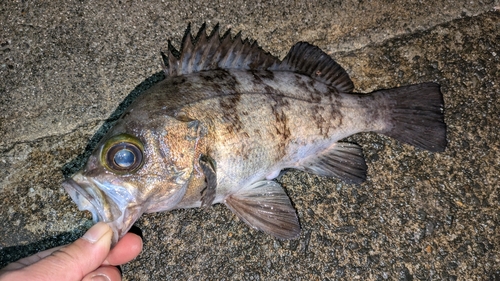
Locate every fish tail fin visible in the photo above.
<box><xmin>375</xmin><ymin>82</ymin><xmax>447</xmax><ymax>152</ymax></box>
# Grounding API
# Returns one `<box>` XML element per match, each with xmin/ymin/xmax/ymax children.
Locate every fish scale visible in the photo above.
<box><xmin>175</xmin><ymin>70</ymin><xmax>370</xmax><ymax>194</ymax></box>
<box><xmin>63</xmin><ymin>24</ymin><xmax>446</xmax><ymax>244</ymax></box>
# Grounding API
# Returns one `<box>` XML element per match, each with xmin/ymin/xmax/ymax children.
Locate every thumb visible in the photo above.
<box><xmin>20</xmin><ymin>222</ymin><xmax>113</xmax><ymax>281</ymax></box>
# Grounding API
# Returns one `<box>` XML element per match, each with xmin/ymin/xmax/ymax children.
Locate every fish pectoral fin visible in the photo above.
<box><xmin>300</xmin><ymin>142</ymin><xmax>367</xmax><ymax>184</ymax></box>
<box><xmin>199</xmin><ymin>154</ymin><xmax>217</xmax><ymax>207</ymax></box>
<box><xmin>224</xmin><ymin>180</ymin><xmax>300</xmax><ymax>239</ymax></box>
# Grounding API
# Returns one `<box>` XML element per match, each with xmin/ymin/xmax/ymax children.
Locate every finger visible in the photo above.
<box><xmin>103</xmin><ymin>232</ymin><xmax>143</xmax><ymax>265</ymax></box>
<box><xmin>14</xmin><ymin>222</ymin><xmax>113</xmax><ymax>281</ymax></box>
<box><xmin>0</xmin><ymin>245</ymin><xmax>65</xmax><ymax>271</ymax></box>
<box><xmin>82</xmin><ymin>265</ymin><xmax>121</xmax><ymax>281</ymax></box>
<box><xmin>25</xmin><ymin>245</ymin><xmax>64</xmax><ymax>260</ymax></box>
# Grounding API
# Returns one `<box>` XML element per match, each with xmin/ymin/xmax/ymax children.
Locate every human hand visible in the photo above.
<box><xmin>0</xmin><ymin>222</ymin><xmax>143</xmax><ymax>281</ymax></box>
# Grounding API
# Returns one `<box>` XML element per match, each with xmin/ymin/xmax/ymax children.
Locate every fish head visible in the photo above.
<box><xmin>63</xmin><ymin>111</ymin><xmax>203</xmax><ymax>244</ymax></box>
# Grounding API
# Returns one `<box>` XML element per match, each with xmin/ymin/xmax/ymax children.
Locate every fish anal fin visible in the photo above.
<box><xmin>300</xmin><ymin>142</ymin><xmax>367</xmax><ymax>184</ymax></box>
<box><xmin>224</xmin><ymin>181</ymin><xmax>300</xmax><ymax>239</ymax></box>
<box><xmin>272</xmin><ymin>42</ymin><xmax>354</xmax><ymax>93</ymax></box>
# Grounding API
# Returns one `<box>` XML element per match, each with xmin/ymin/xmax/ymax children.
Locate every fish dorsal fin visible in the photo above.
<box><xmin>162</xmin><ymin>23</ymin><xmax>280</xmax><ymax>77</ymax></box>
<box><xmin>163</xmin><ymin>24</ymin><xmax>354</xmax><ymax>93</ymax></box>
<box><xmin>271</xmin><ymin>42</ymin><xmax>354</xmax><ymax>93</ymax></box>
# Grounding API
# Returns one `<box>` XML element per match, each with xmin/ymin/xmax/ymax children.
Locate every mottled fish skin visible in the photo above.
<box><xmin>151</xmin><ymin>69</ymin><xmax>385</xmax><ymax>206</ymax></box>
<box><xmin>63</xmin><ymin>24</ymin><xmax>446</xmax><ymax>243</ymax></box>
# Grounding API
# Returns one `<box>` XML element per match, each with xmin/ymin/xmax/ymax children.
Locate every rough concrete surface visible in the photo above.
<box><xmin>1</xmin><ymin>0</ymin><xmax>499</xmax><ymax>280</ymax></box>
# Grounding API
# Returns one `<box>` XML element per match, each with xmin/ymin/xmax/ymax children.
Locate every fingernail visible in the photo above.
<box><xmin>82</xmin><ymin>222</ymin><xmax>110</xmax><ymax>244</ymax></box>
<box><xmin>91</xmin><ymin>274</ymin><xmax>110</xmax><ymax>281</ymax></box>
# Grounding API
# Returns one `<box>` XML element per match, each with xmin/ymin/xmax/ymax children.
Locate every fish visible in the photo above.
<box><xmin>62</xmin><ymin>23</ymin><xmax>447</xmax><ymax>243</ymax></box>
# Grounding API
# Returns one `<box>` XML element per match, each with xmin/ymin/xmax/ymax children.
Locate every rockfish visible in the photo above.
<box><xmin>63</xmin><ymin>24</ymin><xmax>446</xmax><ymax>243</ymax></box>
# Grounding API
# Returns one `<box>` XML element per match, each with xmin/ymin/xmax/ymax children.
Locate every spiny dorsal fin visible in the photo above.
<box><xmin>162</xmin><ymin>24</ymin><xmax>354</xmax><ymax>94</ymax></box>
<box><xmin>162</xmin><ymin>23</ymin><xmax>280</xmax><ymax>77</ymax></box>
<box><xmin>271</xmin><ymin>42</ymin><xmax>354</xmax><ymax>93</ymax></box>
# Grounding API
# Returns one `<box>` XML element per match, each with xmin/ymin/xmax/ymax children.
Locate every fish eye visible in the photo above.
<box><xmin>101</xmin><ymin>134</ymin><xmax>144</xmax><ymax>174</ymax></box>
<box><xmin>114</xmin><ymin>148</ymin><xmax>135</xmax><ymax>168</ymax></box>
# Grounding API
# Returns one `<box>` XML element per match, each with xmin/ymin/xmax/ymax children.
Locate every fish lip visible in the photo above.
<box><xmin>63</xmin><ymin>173</ymin><xmax>142</xmax><ymax>245</ymax></box>
<box><xmin>62</xmin><ymin>176</ymin><xmax>105</xmax><ymax>223</ymax></box>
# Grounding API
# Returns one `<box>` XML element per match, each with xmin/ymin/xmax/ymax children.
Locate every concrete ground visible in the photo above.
<box><xmin>1</xmin><ymin>1</ymin><xmax>499</xmax><ymax>280</ymax></box>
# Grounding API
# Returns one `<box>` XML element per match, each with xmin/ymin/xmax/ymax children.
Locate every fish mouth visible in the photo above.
<box><xmin>63</xmin><ymin>176</ymin><xmax>104</xmax><ymax>223</ymax></box>
<box><xmin>62</xmin><ymin>173</ymin><xmax>142</xmax><ymax>244</ymax></box>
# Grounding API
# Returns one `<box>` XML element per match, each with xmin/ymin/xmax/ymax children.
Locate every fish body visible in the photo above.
<box><xmin>63</xmin><ymin>24</ymin><xmax>446</xmax><ymax>243</ymax></box>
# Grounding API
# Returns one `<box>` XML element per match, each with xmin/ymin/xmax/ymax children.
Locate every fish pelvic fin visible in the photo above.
<box><xmin>375</xmin><ymin>82</ymin><xmax>447</xmax><ymax>152</ymax></box>
<box><xmin>299</xmin><ymin>142</ymin><xmax>367</xmax><ymax>184</ymax></box>
<box><xmin>224</xmin><ymin>180</ymin><xmax>300</xmax><ymax>239</ymax></box>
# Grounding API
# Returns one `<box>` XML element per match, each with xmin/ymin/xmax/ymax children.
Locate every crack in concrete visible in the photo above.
<box><xmin>333</xmin><ymin>10</ymin><xmax>496</xmax><ymax>56</ymax></box>
<box><xmin>0</xmin><ymin>119</ymin><xmax>105</xmax><ymax>154</ymax></box>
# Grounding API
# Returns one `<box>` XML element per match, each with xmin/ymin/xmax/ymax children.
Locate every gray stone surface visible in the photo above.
<box><xmin>1</xmin><ymin>1</ymin><xmax>499</xmax><ymax>280</ymax></box>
